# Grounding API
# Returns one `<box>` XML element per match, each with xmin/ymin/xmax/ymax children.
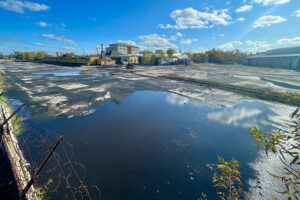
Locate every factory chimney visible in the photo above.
<box><xmin>100</xmin><ymin>44</ymin><xmax>105</xmax><ymax>59</ymax></box>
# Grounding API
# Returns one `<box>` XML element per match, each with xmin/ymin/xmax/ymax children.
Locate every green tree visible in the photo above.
<box><xmin>213</xmin><ymin>157</ymin><xmax>243</xmax><ymax>200</ymax></box>
<box><xmin>155</xmin><ymin>50</ymin><xmax>165</xmax><ymax>58</ymax></box>
<box><xmin>141</xmin><ymin>50</ymin><xmax>153</xmax><ymax>65</ymax></box>
<box><xmin>166</xmin><ymin>48</ymin><xmax>176</xmax><ymax>58</ymax></box>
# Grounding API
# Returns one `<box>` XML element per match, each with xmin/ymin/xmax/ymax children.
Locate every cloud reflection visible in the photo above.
<box><xmin>207</xmin><ymin>107</ymin><xmax>262</xmax><ymax>127</ymax></box>
<box><xmin>166</xmin><ymin>93</ymin><xmax>189</xmax><ymax>106</ymax></box>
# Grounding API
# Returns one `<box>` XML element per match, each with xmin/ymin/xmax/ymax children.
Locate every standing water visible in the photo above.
<box><xmin>27</xmin><ymin>91</ymin><xmax>292</xmax><ymax>199</ymax></box>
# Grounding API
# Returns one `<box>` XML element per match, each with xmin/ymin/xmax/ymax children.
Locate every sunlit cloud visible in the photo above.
<box><xmin>237</xmin><ymin>17</ymin><xmax>245</xmax><ymax>21</ymax></box>
<box><xmin>41</xmin><ymin>34</ymin><xmax>78</xmax><ymax>46</ymax></box>
<box><xmin>115</xmin><ymin>40</ymin><xmax>137</xmax><ymax>45</ymax></box>
<box><xmin>253</xmin><ymin>15</ymin><xmax>286</xmax><ymax>28</ymax></box>
<box><xmin>295</xmin><ymin>9</ymin><xmax>300</xmax><ymax>17</ymax></box>
<box><xmin>0</xmin><ymin>0</ymin><xmax>50</xmax><ymax>14</ymax></box>
<box><xmin>139</xmin><ymin>34</ymin><xmax>177</xmax><ymax>49</ymax></box>
<box><xmin>245</xmin><ymin>40</ymin><xmax>273</xmax><ymax>51</ymax></box>
<box><xmin>218</xmin><ymin>41</ymin><xmax>242</xmax><ymax>49</ymax></box>
<box><xmin>180</xmin><ymin>38</ymin><xmax>198</xmax><ymax>45</ymax></box>
<box><xmin>36</xmin><ymin>21</ymin><xmax>51</xmax><ymax>27</ymax></box>
<box><xmin>251</xmin><ymin>0</ymin><xmax>290</xmax><ymax>6</ymax></box>
<box><xmin>236</xmin><ymin>5</ymin><xmax>253</xmax><ymax>13</ymax></box>
<box><xmin>277</xmin><ymin>37</ymin><xmax>300</xmax><ymax>44</ymax></box>
<box><xmin>176</xmin><ymin>32</ymin><xmax>183</xmax><ymax>37</ymax></box>
<box><xmin>158</xmin><ymin>7</ymin><xmax>232</xmax><ymax>29</ymax></box>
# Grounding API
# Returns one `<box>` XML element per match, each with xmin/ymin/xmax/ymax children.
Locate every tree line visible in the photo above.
<box><xmin>0</xmin><ymin>51</ymin><xmax>51</xmax><ymax>62</ymax></box>
<box><xmin>139</xmin><ymin>48</ymin><xmax>251</xmax><ymax>65</ymax></box>
<box><xmin>1</xmin><ymin>48</ymin><xmax>252</xmax><ymax>65</ymax></box>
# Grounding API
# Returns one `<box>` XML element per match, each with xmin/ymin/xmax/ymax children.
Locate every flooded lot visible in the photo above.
<box><xmin>0</xmin><ymin>62</ymin><xmax>299</xmax><ymax>199</ymax></box>
<box><xmin>36</xmin><ymin>91</ymin><xmax>294</xmax><ymax>199</ymax></box>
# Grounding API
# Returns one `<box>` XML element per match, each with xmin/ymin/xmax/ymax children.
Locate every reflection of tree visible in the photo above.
<box><xmin>249</xmin><ymin>108</ymin><xmax>300</xmax><ymax>199</ymax></box>
<box><xmin>211</xmin><ymin>108</ymin><xmax>300</xmax><ymax>200</ymax></box>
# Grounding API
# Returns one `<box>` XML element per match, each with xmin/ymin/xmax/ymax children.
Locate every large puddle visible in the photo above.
<box><xmin>32</xmin><ymin>69</ymin><xmax>82</xmax><ymax>76</ymax></box>
<box><xmin>28</xmin><ymin>91</ymin><xmax>293</xmax><ymax>199</ymax></box>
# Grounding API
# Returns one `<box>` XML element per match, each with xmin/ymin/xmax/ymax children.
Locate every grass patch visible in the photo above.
<box><xmin>0</xmin><ymin>70</ymin><xmax>24</xmax><ymax>137</ymax></box>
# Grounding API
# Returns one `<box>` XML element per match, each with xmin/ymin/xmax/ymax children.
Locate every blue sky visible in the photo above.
<box><xmin>0</xmin><ymin>0</ymin><xmax>300</xmax><ymax>55</ymax></box>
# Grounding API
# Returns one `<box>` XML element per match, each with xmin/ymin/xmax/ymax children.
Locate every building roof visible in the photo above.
<box><xmin>110</xmin><ymin>42</ymin><xmax>139</xmax><ymax>48</ymax></box>
<box><xmin>246</xmin><ymin>53</ymin><xmax>300</xmax><ymax>59</ymax></box>
<box><xmin>246</xmin><ymin>46</ymin><xmax>300</xmax><ymax>59</ymax></box>
<box><xmin>265</xmin><ymin>46</ymin><xmax>300</xmax><ymax>55</ymax></box>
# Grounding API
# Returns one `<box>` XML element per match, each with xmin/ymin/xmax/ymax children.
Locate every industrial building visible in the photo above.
<box><xmin>44</xmin><ymin>45</ymin><xmax>115</xmax><ymax>66</ymax></box>
<box><xmin>244</xmin><ymin>46</ymin><xmax>300</xmax><ymax>70</ymax></box>
<box><xmin>106</xmin><ymin>43</ymin><xmax>139</xmax><ymax>64</ymax></box>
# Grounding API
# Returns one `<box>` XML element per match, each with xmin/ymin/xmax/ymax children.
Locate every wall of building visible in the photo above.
<box><xmin>248</xmin><ymin>56</ymin><xmax>300</xmax><ymax>70</ymax></box>
<box><xmin>106</xmin><ymin>43</ymin><xmax>139</xmax><ymax>56</ymax></box>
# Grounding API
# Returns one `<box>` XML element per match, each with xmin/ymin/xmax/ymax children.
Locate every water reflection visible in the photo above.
<box><xmin>32</xmin><ymin>69</ymin><xmax>81</xmax><ymax>76</ymax></box>
<box><xmin>247</xmin><ymin>104</ymin><xmax>296</xmax><ymax>200</ymax></box>
<box><xmin>207</xmin><ymin>107</ymin><xmax>263</xmax><ymax>128</ymax></box>
<box><xmin>34</xmin><ymin>91</ymin><xmax>293</xmax><ymax>199</ymax></box>
<box><xmin>93</xmin><ymin>73</ymin><xmax>111</xmax><ymax>77</ymax></box>
<box><xmin>166</xmin><ymin>93</ymin><xmax>189</xmax><ymax>105</ymax></box>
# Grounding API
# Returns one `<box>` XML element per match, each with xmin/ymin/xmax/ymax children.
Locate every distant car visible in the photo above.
<box><xmin>126</xmin><ymin>63</ymin><xmax>134</xmax><ymax>69</ymax></box>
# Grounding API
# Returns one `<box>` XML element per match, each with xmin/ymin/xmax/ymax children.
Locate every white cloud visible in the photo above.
<box><xmin>0</xmin><ymin>0</ymin><xmax>50</xmax><ymax>14</ymax></box>
<box><xmin>115</xmin><ymin>40</ymin><xmax>137</xmax><ymax>45</ymax></box>
<box><xmin>207</xmin><ymin>107</ymin><xmax>262</xmax><ymax>127</ymax></box>
<box><xmin>176</xmin><ymin>32</ymin><xmax>183</xmax><ymax>37</ymax></box>
<box><xmin>180</xmin><ymin>38</ymin><xmax>198</xmax><ymax>45</ymax></box>
<box><xmin>158</xmin><ymin>7</ymin><xmax>232</xmax><ymax>29</ymax></box>
<box><xmin>218</xmin><ymin>41</ymin><xmax>242</xmax><ymax>49</ymax></box>
<box><xmin>277</xmin><ymin>37</ymin><xmax>300</xmax><ymax>44</ymax></box>
<box><xmin>251</xmin><ymin>0</ymin><xmax>290</xmax><ymax>6</ymax></box>
<box><xmin>243</xmin><ymin>0</ymin><xmax>247</xmax><ymax>3</ymax></box>
<box><xmin>139</xmin><ymin>34</ymin><xmax>177</xmax><ymax>49</ymax></box>
<box><xmin>36</xmin><ymin>21</ymin><xmax>51</xmax><ymax>27</ymax></box>
<box><xmin>226</xmin><ymin>1</ymin><xmax>231</xmax><ymax>5</ymax></box>
<box><xmin>41</xmin><ymin>34</ymin><xmax>77</xmax><ymax>46</ymax></box>
<box><xmin>245</xmin><ymin>40</ymin><xmax>272</xmax><ymax>48</ymax></box>
<box><xmin>237</xmin><ymin>17</ymin><xmax>245</xmax><ymax>21</ymax></box>
<box><xmin>245</xmin><ymin>40</ymin><xmax>272</xmax><ymax>52</ymax></box>
<box><xmin>253</xmin><ymin>15</ymin><xmax>286</xmax><ymax>28</ymax></box>
<box><xmin>219</xmin><ymin>34</ymin><xmax>225</xmax><ymax>37</ymax></box>
<box><xmin>169</xmin><ymin>35</ymin><xmax>177</xmax><ymax>41</ymax></box>
<box><xmin>295</xmin><ymin>10</ymin><xmax>300</xmax><ymax>17</ymax></box>
<box><xmin>236</xmin><ymin>5</ymin><xmax>253</xmax><ymax>13</ymax></box>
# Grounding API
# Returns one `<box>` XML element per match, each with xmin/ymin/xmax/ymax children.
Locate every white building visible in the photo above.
<box><xmin>106</xmin><ymin>43</ymin><xmax>139</xmax><ymax>56</ymax></box>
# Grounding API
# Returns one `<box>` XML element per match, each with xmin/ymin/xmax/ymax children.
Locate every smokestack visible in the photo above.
<box><xmin>101</xmin><ymin>44</ymin><xmax>104</xmax><ymax>59</ymax></box>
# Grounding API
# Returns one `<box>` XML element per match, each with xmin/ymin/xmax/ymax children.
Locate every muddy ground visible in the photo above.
<box><xmin>0</xmin><ymin>61</ymin><xmax>299</xmax><ymax>120</ymax></box>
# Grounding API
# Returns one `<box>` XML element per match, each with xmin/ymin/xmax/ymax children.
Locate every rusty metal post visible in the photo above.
<box><xmin>0</xmin><ymin>103</ymin><xmax>25</xmax><ymax>130</ymax></box>
<box><xmin>20</xmin><ymin>136</ymin><xmax>64</xmax><ymax>199</ymax></box>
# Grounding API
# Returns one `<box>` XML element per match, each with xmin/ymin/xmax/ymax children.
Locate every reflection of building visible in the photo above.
<box><xmin>106</xmin><ymin>43</ymin><xmax>139</xmax><ymax>64</ymax></box>
<box><xmin>244</xmin><ymin>46</ymin><xmax>300</xmax><ymax>70</ymax></box>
